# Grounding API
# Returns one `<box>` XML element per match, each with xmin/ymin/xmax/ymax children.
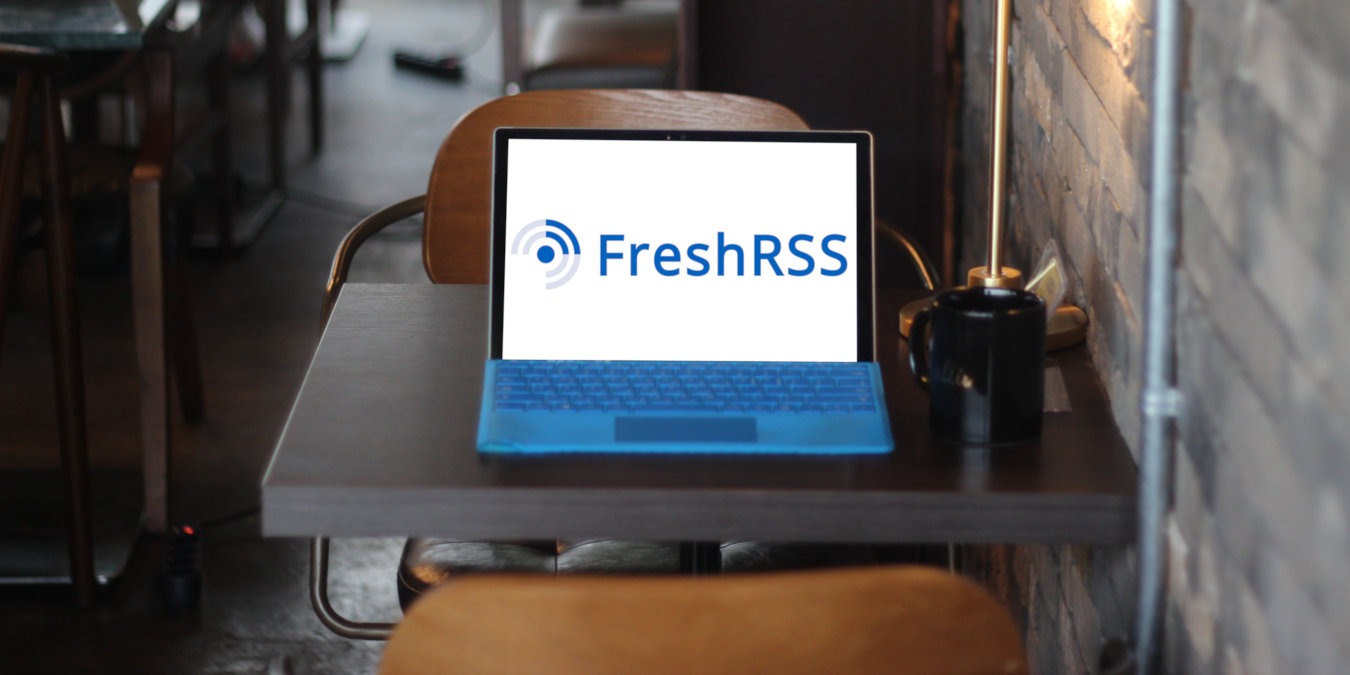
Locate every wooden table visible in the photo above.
<box><xmin>263</xmin><ymin>284</ymin><xmax>1137</xmax><ymax>545</ymax></box>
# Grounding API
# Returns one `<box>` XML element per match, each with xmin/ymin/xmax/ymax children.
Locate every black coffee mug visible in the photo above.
<box><xmin>909</xmin><ymin>288</ymin><xmax>1046</xmax><ymax>445</ymax></box>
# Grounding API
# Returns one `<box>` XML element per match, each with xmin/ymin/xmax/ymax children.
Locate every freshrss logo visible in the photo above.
<box><xmin>511</xmin><ymin>219</ymin><xmax>581</xmax><ymax>289</ymax></box>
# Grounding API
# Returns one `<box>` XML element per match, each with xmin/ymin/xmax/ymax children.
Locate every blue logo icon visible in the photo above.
<box><xmin>512</xmin><ymin>219</ymin><xmax>581</xmax><ymax>289</ymax></box>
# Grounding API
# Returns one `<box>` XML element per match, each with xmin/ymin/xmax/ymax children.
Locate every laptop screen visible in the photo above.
<box><xmin>489</xmin><ymin>129</ymin><xmax>874</xmax><ymax>363</ymax></box>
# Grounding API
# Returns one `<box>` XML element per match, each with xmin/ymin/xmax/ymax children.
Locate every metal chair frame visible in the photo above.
<box><xmin>306</xmin><ymin>89</ymin><xmax>940</xmax><ymax>639</ymax></box>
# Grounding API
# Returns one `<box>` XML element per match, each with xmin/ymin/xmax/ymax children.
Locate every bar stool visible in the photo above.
<box><xmin>523</xmin><ymin>1</ymin><xmax>678</xmax><ymax>91</ymax></box>
<box><xmin>2</xmin><ymin>5</ymin><xmax>229</xmax><ymax>568</ymax></box>
<box><xmin>261</xmin><ymin>0</ymin><xmax>324</xmax><ymax>189</ymax></box>
<box><xmin>0</xmin><ymin>43</ymin><xmax>96</xmax><ymax>607</ymax></box>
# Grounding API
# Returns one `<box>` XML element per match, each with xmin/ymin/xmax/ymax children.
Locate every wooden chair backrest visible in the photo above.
<box><xmin>379</xmin><ymin>565</ymin><xmax>1029</xmax><ymax>675</ymax></box>
<box><xmin>421</xmin><ymin>89</ymin><xmax>809</xmax><ymax>284</ymax></box>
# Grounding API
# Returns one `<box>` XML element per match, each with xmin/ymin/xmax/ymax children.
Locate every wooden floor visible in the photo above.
<box><xmin>0</xmin><ymin>0</ymin><xmax>520</xmax><ymax>671</ymax></box>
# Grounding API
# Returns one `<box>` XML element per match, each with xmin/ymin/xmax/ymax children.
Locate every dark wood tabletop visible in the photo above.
<box><xmin>262</xmin><ymin>284</ymin><xmax>1137</xmax><ymax>544</ymax></box>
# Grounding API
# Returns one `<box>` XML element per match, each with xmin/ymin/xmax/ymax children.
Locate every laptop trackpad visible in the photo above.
<box><xmin>615</xmin><ymin>417</ymin><xmax>757</xmax><ymax>443</ymax></box>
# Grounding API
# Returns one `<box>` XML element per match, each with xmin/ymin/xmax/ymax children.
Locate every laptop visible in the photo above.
<box><xmin>476</xmin><ymin>128</ymin><xmax>893</xmax><ymax>455</ymax></box>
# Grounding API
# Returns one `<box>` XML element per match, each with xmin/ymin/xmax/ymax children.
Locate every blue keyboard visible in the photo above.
<box><xmin>491</xmin><ymin>360</ymin><xmax>879</xmax><ymax>415</ymax></box>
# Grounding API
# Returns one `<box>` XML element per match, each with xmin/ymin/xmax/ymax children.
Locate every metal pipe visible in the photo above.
<box><xmin>1136</xmin><ymin>0</ymin><xmax>1184</xmax><ymax>669</ymax></box>
<box><xmin>986</xmin><ymin>0</ymin><xmax>1013</xmax><ymax>275</ymax></box>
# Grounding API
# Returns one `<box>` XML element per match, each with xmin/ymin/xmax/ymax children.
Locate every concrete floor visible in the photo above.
<box><xmin>0</xmin><ymin>1</ymin><xmax>519</xmax><ymax>671</ymax></box>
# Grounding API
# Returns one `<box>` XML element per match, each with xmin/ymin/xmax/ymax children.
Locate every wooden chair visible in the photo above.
<box><xmin>379</xmin><ymin>565</ymin><xmax>1029</xmax><ymax>675</ymax></box>
<box><xmin>315</xmin><ymin>89</ymin><xmax>892</xmax><ymax>640</ymax></box>
<box><xmin>323</xmin><ymin>89</ymin><xmax>810</xmax><ymax>319</ymax></box>
<box><xmin>321</xmin><ymin>90</ymin><xmax>940</xmax><ymax>321</ymax></box>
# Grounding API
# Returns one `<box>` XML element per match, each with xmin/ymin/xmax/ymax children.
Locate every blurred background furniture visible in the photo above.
<box><xmin>522</xmin><ymin>0</ymin><xmax>678</xmax><ymax>91</ymax></box>
<box><xmin>380</xmin><ymin>566</ymin><xmax>1029</xmax><ymax>675</ymax></box>
<box><xmin>501</xmin><ymin>0</ymin><xmax>678</xmax><ymax>93</ymax></box>
<box><xmin>260</xmin><ymin>0</ymin><xmax>323</xmax><ymax>191</ymax></box>
<box><xmin>0</xmin><ymin>0</ymin><xmax>234</xmax><ymax>560</ymax></box>
<box><xmin>0</xmin><ymin>43</ymin><xmax>96</xmax><ymax>607</ymax></box>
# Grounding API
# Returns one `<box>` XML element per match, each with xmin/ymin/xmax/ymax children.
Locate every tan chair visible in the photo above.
<box><xmin>315</xmin><ymin>89</ymin><xmax>906</xmax><ymax>640</ymax></box>
<box><xmin>379</xmin><ymin>565</ymin><xmax>1029</xmax><ymax>675</ymax></box>
<box><xmin>321</xmin><ymin>94</ymin><xmax>939</xmax><ymax>318</ymax></box>
<box><xmin>323</xmin><ymin>89</ymin><xmax>810</xmax><ymax>318</ymax></box>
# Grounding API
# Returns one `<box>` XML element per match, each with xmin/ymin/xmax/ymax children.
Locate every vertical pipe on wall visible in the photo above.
<box><xmin>1136</xmin><ymin>0</ymin><xmax>1183</xmax><ymax>670</ymax></box>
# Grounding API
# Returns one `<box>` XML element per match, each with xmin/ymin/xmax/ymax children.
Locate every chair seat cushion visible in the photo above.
<box><xmin>528</xmin><ymin>8</ymin><xmax>677</xmax><ymax>71</ymax></box>
<box><xmin>524</xmin><ymin>64</ymin><xmax>672</xmax><ymax>91</ymax></box>
<box><xmin>396</xmin><ymin>537</ymin><xmax>878</xmax><ymax>611</ymax></box>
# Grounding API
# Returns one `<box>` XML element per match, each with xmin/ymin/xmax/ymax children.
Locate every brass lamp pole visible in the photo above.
<box><xmin>900</xmin><ymin>0</ymin><xmax>1087</xmax><ymax>349</ymax></box>
<box><xmin>968</xmin><ymin>0</ymin><xmax>1023</xmax><ymax>289</ymax></box>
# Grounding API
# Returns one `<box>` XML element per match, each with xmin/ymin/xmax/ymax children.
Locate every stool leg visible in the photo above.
<box><xmin>167</xmin><ymin>262</ymin><xmax>204</xmax><ymax>423</ymax></box>
<box><xmin>500</xmin><ymin>0</ymin><xmax>523</xmax><ymax>92</ymax></box>
<box><xmin>38</xmin><ymin>74</ymin><xmax>96</xmax><ymax>607</ymax></box>
<box><xmin>131</xmin><ymin>48</ymin><xmax>175</xmax><ymax>534</ymax></box>
<box><xmin>264</xmin><ymin>0</ymin><xmax>288</xmax><ymax>189</ymax></box>
<box><xmin>306</xmin><ymin>0</ymin><xmax>324</xmax><ymax>154</ymax></box>
<box><xmin>208</xmin><ymin>48</ymin><xmax>235</xmax><ymax>248</ymax></box>
<box><xmin>0</xmin><ymin>73</ymin><xmax>35</xmax><ymax>351</ymax></box>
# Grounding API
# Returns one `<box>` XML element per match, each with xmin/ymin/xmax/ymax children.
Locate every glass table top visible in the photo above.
<box><xmin>0</xmin><ymin>0</ymin><xmax>175</xmax><ymax>49</ymax></box>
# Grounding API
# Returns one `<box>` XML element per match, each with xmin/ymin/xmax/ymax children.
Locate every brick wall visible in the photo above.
<box><xmin>957</xmin><ymin>0</ymin><xmax>1350</xmax><ymax>671</ymax></box>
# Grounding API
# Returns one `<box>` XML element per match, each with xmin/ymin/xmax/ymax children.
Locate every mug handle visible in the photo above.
<box><xmin>908</xmin><ymin>309</ymin><xmax>932</xmax><ymax>391</ymax></box>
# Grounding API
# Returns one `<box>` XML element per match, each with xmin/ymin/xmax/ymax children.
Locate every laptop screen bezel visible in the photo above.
<box><xmin>487</xmin><ymin>127</ymin><xmax>877</xmax><ymax>362</ymax></box>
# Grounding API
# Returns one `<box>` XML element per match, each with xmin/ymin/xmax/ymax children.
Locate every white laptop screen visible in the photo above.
<box><xmin>490</xmin><ymin>130</ymin><xmax>874</xmax><ymax>363</ymax></box>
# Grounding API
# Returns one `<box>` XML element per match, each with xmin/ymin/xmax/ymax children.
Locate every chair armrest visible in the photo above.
<box><xmin>322</xmin><ymin>195</ymin><xmax>428</xmax><ymax>326</ymax></box>
<box><xmin>875</xmin><ymin>218</ymin><xmax>940</xmax><ymax>291</ymax></box>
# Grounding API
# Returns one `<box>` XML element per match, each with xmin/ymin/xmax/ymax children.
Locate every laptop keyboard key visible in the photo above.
<box><xmin>493</xmin><ymin>361</ymin><xmax>877</xmax><ymax>415</ymax></box>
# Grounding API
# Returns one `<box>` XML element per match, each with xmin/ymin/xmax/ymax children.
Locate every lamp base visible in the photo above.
<box><xmin>1046</xmin><ymin>304</ymin><xmax>1089</xmax><ymax>351</ymax></box>
<box><xmin>967</xmin><ymin>265</ymin><xmax>1024</xmax><ymax>289</ymax></box>
<box><xmin>899</xmin><ymin>297</ymin><xmax>1089</xmax><ymax>352</ymax></box>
